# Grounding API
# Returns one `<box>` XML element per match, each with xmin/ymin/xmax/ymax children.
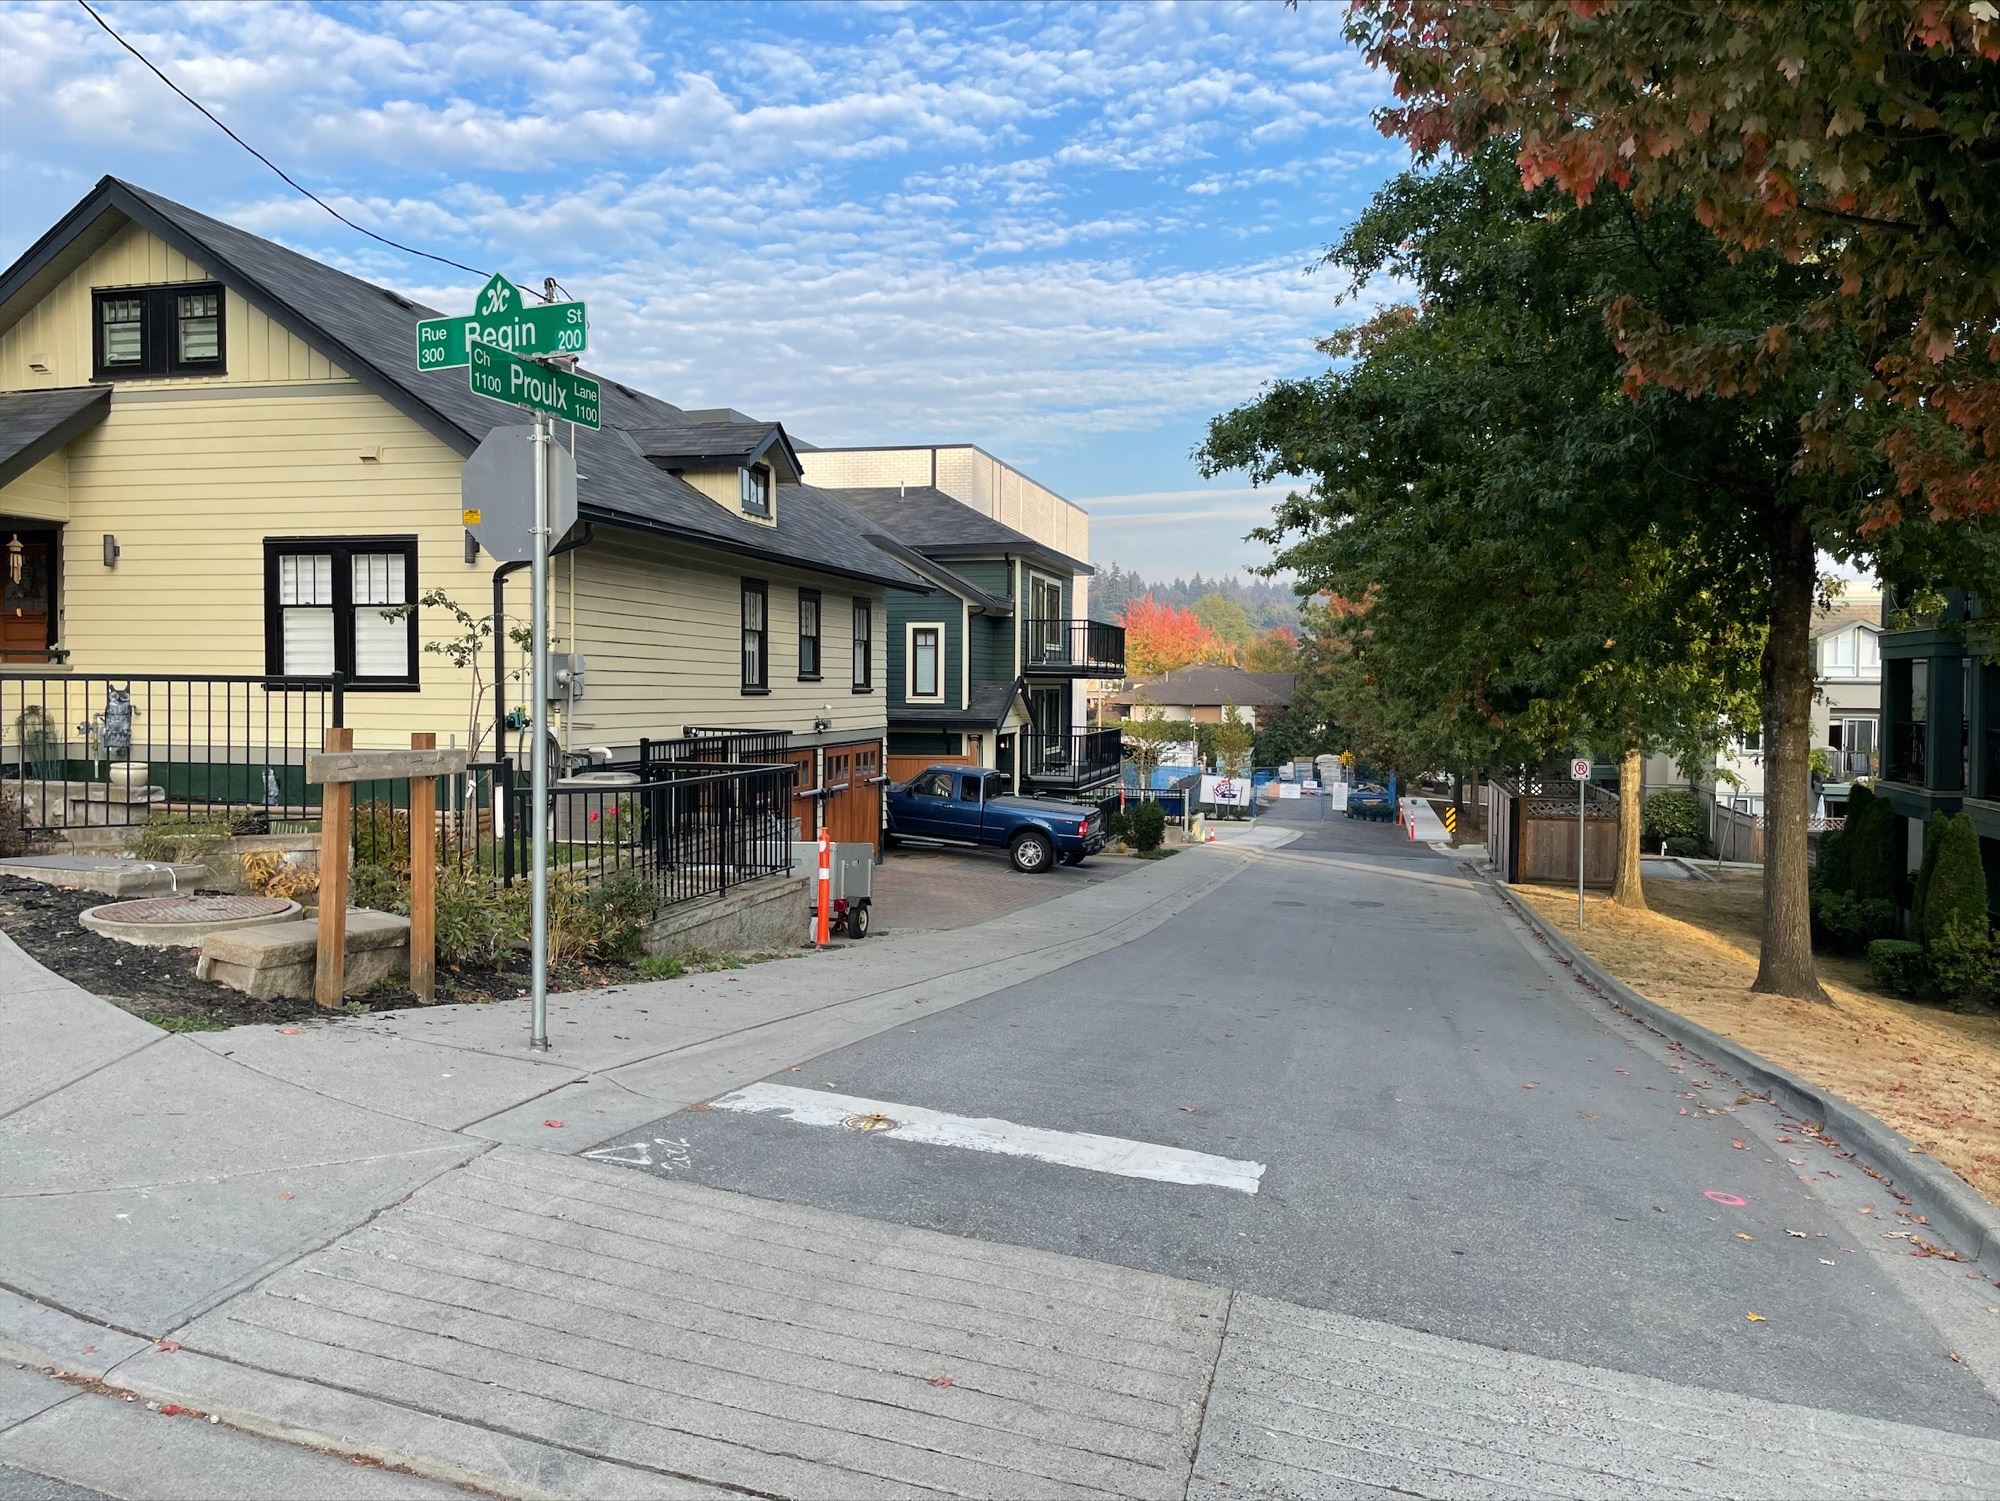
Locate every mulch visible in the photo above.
<box><xmin>0</xmin><ymin>875</ymin><xmax>655</xmax><ymax>1029</ymax></box>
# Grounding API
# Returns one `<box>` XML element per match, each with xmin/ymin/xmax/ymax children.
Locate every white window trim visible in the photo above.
<box><xmin>906</xmin><ymin>620</ymin><xmax>946</xmax><ymax>703</ymax></box>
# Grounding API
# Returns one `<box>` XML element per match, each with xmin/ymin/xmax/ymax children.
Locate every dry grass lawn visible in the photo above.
<box><xmin>1515</xmin><ymin>871</ymin><xmax>2000</xmax><ymax>1204</ymax></box>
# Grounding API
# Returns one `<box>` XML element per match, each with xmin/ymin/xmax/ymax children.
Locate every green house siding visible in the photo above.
<box><xmin>884</xmin><ymin>588</ymin><xmax>961</xmax><ymax>710</ymax></box>
<box><xmin>888</xmin><ymin>730</ymin><xmax>961</xmax><ymax>757</ymax></box>
<box><xmin>968</xmin><ymin>613</ymin><xmax>1011</xmax><ymax>688</ymax></box>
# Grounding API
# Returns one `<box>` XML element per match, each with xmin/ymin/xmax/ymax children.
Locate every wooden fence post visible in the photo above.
<box><xmin>409</xmin><ymin>732</ymin><xmax>437</xmax><ymax>1003</ymax></box>
<box><xmin>314</xmin><ymin>727</ymin><xmax>354</xmax><ymax>1010</ymax></box>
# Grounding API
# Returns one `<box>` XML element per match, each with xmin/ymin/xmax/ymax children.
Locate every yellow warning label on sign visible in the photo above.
<box><xmin>462</xmin><ymin>508</ymin><xmax>482</xmax><ymax>526</ymax></box>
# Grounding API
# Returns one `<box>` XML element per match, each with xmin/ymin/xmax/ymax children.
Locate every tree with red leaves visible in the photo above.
<box><xmin>1349</xmin><ymin>0</ymin><xmax>2000</xmax><ymax>525</ymax></box>
<box><xmin>1123</xmin><ymin>595</ymin><xmax>1228</xmax><ymax>678</ymax></box>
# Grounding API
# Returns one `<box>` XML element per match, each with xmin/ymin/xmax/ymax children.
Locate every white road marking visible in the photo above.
<box><xmin>708</xmin><ymin>1083</ymin><xmax>1265</xmax><ymax>1194</ymax></box>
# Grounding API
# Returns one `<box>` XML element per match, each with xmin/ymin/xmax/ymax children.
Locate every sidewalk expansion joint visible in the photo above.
<box><xmin>0</xmin><ymin>1032</ymin><xmax>169</xmax><ymax>1125</ymax></box>
<box><xmin>0</xmin><ymin>1141</ymin><xmax>478</xmax><ymax>1201</ymax></box>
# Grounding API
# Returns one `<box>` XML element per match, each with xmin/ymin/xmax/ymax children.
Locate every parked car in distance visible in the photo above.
<box><xmin>887</xmin><ymin>767</ymin><xmax>1108</xmax><ymax>873</ymax></box>
<box><xmin>1345</xmin><ymin>782</ymin><xmax>1395</xmax><ymax>821</ymax></box>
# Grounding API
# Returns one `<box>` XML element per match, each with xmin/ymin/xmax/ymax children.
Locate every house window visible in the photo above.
<box><xmin>852</xmin><ymin>598</ymin><xmax>872</xmax><ymax>691</ymax></box>
<box><xmin>798</xmin><ymin>589</ymin><xmax>822</xmax><ymax>680</ymax></box>
<box><xmin>909</xmin><ymin>624</ymin><xmax>942</xmax><ymax>700</ymax></box>
<box><xmin>92</xmin><ymin>283</ymin><xmax>226</xmax><ymax>379</ymax></box>
<box><xmin>739</xmin><ymin>465</ymin><xmax>772</xmax><ymax>517</ymax></box>
<box><xmin>1820</xmin><ymin>626</ymin><xmax>1880</xmax><ymax>679</ymax></box>
<box><xmin>741</xmin><ymin>580</ymin><xmax>768</xmax><ymax>692</ymax></box>
<box><xmin>263</xmin><ymin>537</ymin><xmax>417</xmax><ymax>687</ymax></box>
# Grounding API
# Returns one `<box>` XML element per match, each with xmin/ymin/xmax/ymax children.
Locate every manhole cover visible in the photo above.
<box><xmin>843</xmin><ymin>1112</ymin><xmax>898</xmax><ymax>1133</ymax></box>
<box><xmin>92</xmin><ymin>895</ymin><xmax>291</xmax><ymax>925</ymax></box>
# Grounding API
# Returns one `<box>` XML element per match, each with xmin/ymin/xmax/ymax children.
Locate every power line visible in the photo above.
<box><xmin>76</xmin><ymin>0</ymin><xmax>501</xmax><ymax>284</ymax></box>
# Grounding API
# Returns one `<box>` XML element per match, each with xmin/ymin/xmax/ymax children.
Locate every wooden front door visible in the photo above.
<box><xmin>0</xmin><ymin>532</ymin><xmax>56</xmax><ymax>664</ymax></box>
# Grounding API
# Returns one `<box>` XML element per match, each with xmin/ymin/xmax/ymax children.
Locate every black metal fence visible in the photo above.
<box><xmin>1021</xmin><ymin>618</ymin><xmax>1125</xmax><ymax>676</ymax></box>
<box><xmin>1</xmin><ymin>671</ymin><xmax>344</xmax><ymax>831</ymax></box>
<box><xmin>1890</xmin><ymin>720</ymin><xmax>1928</xmax><ymax>783</ymax></box>
<box><xmin>1021</xmin><ymin>728</ymin><xmax>1123</xmax><ymax>788</ymax></box>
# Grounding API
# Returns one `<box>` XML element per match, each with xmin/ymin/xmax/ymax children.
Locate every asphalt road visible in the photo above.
<box><xmin>605</xmin><ymin>802</ymin><xmax>2000</xmax><ymax>1439</ymax></box>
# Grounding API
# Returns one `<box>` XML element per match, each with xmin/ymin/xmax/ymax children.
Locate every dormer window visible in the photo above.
<box><xmin>92</xmin><ymin>282</ymin><xmax>226</xmax><ymax>379</ymax></box>
<box><xmin>739</xmin><ymin>464</ymin><xmax>772</xmax><ymax>517</ymax></box>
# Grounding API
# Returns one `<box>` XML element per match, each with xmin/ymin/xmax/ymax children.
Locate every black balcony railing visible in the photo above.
<box><xmin>1020</xmin><ymin>728</ymin><xmax>1122</xmax><ymax>788</ymax></box>
<box><xmin>1022</xmin><ymin>618</ymin><xmax>1125</xmax><ymax>676</ymax></box>
<box><xmin>1</xmin><ymin>670</ymin><xmax>344</xmax><ymax>832</ymax></box>
<box><xmin>1889</xmin><ymin>720</ymin><xmax>1928</xmax><ymax>783</ymax></box>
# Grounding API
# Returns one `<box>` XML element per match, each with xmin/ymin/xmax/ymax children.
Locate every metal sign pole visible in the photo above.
<box><xmin>1577</xmin><ymin>774</ymin><xmax>1587</xmax><ymax>930</ymax></box>
<box><xmin>529</xmin><ymin>412</ymin><xmax>552</xmax><ymax>1050</ymax></box>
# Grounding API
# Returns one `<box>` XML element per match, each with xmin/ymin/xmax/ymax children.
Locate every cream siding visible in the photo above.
<box><xmin>800</xmin><ymin>444</ymin><xmax>1090</xmax><ymax>563</ymax></box>
<box><xmin>679</xmin><ymin>466</ymin><xmax>777</xmax><ymax>529</ymax></box>
<box><xmin>1</xmin><ymin>222</ymin><xmax>345</xmax><ymax>391</ymax></box>
<box><xmin>0</xmin><ymin>450</ymin><xmax>69</xmax><ymax>521</ymax></box>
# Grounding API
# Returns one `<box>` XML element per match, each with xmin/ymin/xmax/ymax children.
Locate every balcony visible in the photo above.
<box><xmin>1020</xmin><ymin>728</ymin><xmax>1122</xmax><ymax>790</ymax></box>
<box><xmin>1021</xmin><ymin>618</ymin><xmax>1125</xmax><ymax>677</ymax></box>
<box><xmin>1889</xmin><ymin>720</ymin><xmax>1928</xmax><ymax>784</ymax></box>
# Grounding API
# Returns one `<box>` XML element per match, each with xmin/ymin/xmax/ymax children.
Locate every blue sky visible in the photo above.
<box><xmin>1</xmin><ymin>0</ymin><xmax>1410</xmax><ymax>580</ymax></box>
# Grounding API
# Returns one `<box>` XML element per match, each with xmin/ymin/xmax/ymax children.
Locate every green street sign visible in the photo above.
<box><xmin>416</xmin><ymin>273</ymin><xmax>587</xmax><ymax>371</ymax></box>
<box><xmin>467</xmin><ymin>342</ymin><xmax>601</xmax><ymax>429</ymax></box>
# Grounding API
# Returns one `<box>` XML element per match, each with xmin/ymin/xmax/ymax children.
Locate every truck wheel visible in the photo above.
<box><xmin>883</xmin><ymin>832</ymin><xmax>901</xmax><ymax>850</ymax></box>
<box><xmin>1060</xmin><ymin>850</ymin><xmax>1087</xmax><ymax>867</ymax></box>
<box><xmin>1010</xmin><ymin>830</ymin><xmax>1053</xmax><ymax>873</ymax></box>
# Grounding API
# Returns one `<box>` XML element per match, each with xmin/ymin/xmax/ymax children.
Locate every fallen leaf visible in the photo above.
<box><xmin>1820</xmin><ymin>1258</ymin><xmax>1836</xmax><ymax>1265</ymax></box>
<box><xmin>1731</xmin><ymin>1140</ymin><xmax>1748</xmax><ymax>1150</ymax></box>
<box><xmin>278</xmin><ymin>1027</ymin><xmax>301</xmax><ymax>1036</ymax></box>
<box><xmin>542</xmin><ymin>1120</ymin><xmax>564</xmax><ymax>1128</ymax></box>
<box><xmin>159</xmin><ymin>1403</ymin><xmax>182</xmax><ymax>1416</ymax></box>
<box><xmin>1745</xmin><ymin>1312</ymin><xmax>1766</xmax><ymax>1323</ymax></box>
<box><xmin>1613</xmin><ymin>1067</ymin><xmax>1629</xmax><ymax>1075</ymax></box>
<box><xmin>277</xmin><ymin>1192</ymin><xmax>293</xmax><ymax>1202</ymax></box>
<box><xmin>1786</xmin><ymin>1229</ymin><xmax>1806</xmax><ymax>1238</ymax></box>
<box><xmin>1178</xmin><ymin>1105</ymin><xmax>1197</xmax><ymax>1114</ymax></box>
<box><xmin>1522</xmin><ymin>1083</ymin><xmax>1536</xmax><ymax>1090</ymax></box>
<box><xmin>1950</xmin><ymin>1352</ymin><xmax>1961</xmax><ymax>1363</ymax></box>
<box><xmin>80</xmin><ymin>1345</ymin><xmax>96</xmax><ymax>1355</ymax></box>
<box><xmin>686</xmin><ymin>1102</ymin><xmax>713</xmax><ymax>1113</ymax></box>
<box><xmin>1859</xmin><ymin>1205</ymin><xmax>1875</xmax><ymax>1215</ymax></box>
<box><xmin>1777</xmin><ymin>1136</ymin><xmax>1793</xmax><ymax>1144</ymax></box>
<box><xmin>1735</xmin><ymin>1232</ymin><xmax>1753</xmax><ymax>1241</ymax></box>
<box><xmin>928</xmin><ymin>1375</ymin><xmax>954</xmax><ymax>1388</ymax></box>
<box><xmin>155</xmin><ymin>1340</ymin><xmax>181</xmax><ymax>1353</ymax></box>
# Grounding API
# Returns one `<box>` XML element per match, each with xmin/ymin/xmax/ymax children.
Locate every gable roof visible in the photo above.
<box><xmin>892</xmin><ymin>675</ymin><xmax>1026</xmax><ymax>730</ymax></box>
<box><xmin>0</xmin><ymin>178</ymin><xmax>921</xmax><ymax>592</ymax></box>
<box><xmin>0</xmin><ymin>385</ymin><xmax>110</xmax><ymax>488</ymax></box>
<box><xmin>831</xmin><ymin>518</ymin><xmax>1012</xmax><ymax>614</ymax></box>
<box><xmin>1813</xmin><ymin>593</ymin><xmax>1883</xmax><ymax>641</ymax></box>
<box><xmin>628</xmin><ymin>418</ymin><xmax>801</xmax><ymax>476</ymax></box>
<box><xmin>1118</xmin><ymin>664</ymin><xmax>1295</xmax><ymax>709</ymax></box>
<box><xmin>817</xmin><ymin>485</ymin><xmax>1089</xmax><ymax>577</ymax></box>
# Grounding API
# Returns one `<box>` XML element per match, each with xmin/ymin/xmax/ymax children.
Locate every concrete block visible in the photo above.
<box><xmin>640</xmin><ymin>871</ymin><xmax>807</xmax><ymax>958</ymax></box>
<box><xmin>0</xmin><ymin>854</ymin><xmax>207</xmax><ymax>898</ymax></box>
<box><xmin>198</xmin><ymin>911</ymin><xmax>409</xmax><ymax>1000</ymax></box>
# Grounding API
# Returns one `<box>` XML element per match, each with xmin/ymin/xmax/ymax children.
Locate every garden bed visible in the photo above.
<box><xmin>0</xmin><ymin>875</ymin><xmax>775</xmax><ymax>1031</ymax></box>
<box><xmin>1515</xmin><ymin>871</ymin><xmax>2000</xmax><ymax>1202</ymax></box>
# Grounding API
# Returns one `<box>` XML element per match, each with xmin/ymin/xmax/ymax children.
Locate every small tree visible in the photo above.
<box><xmin>1910</xmin><ymin>812</ymin><xmax>1950</xmax><ymax>940</ymax></box>
<box><xmin>1120</xmin><ymin>710</ymin><xmax>1186</xmax><ymax>788</ymax></box>
<box><xmin>1922</xmin><ymin>813</ymin><xmax>1989</xmax><ymax>950</ymax></box>
<box><xmin>1846</xmin><ymin>788</ymin><xmax>1903</xmax><ymax>906</ymax></box>
<box><xmin>1124</xmin><ymin>801</ymin><xmax>1167</xmax><ymax>853</ymax></box>
<box><xmin>1212</xmin><ymin>709</ymin><xmax>1256</xmax><ymax>776</ymax></box>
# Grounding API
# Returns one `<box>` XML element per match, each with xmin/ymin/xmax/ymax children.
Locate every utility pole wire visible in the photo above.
<box><xmin>75</xmin><ymin>0</ymin><xmax>510</xmax><ymax>286</ymax></box>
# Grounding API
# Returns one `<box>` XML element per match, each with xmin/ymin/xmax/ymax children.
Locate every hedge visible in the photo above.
<box><xmin>1909</xmin><ymin>812</ymin><xmax>1949</xmax><ymax>940</ymax></box>
<box><xmin>1922</xmin><ymin>812</ymin><xmax>1989</xmax><ymax>949</ymax></box>
<box><xmin>1843</xmin><ymin>785</ymin><xmax>1902</xmax><ymax>904</ymax></box>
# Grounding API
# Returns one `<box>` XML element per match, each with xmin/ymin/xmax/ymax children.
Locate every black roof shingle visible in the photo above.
<box><xmin>0</xmin><ymin>386</ymin><xmax>109</xmax><ymax>488</ymax></box>
<box><xmin>818</xmin><ymin>486</ymin><xmax>1090</xmax><ymax>577</ymax></box>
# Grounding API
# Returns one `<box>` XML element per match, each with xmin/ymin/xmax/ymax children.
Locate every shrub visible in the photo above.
<box><xmin>1921</xmin><ymin>813</ymin><xmax>1988</xmax><ymax>950</ymax></box>
<box><xmin>432</xmin><ymin>866</ymin><xmax>518</xmax><ymax>967</ymax></box>
<box><xmin>1641</xmin><ymin>789</ymin><xmax>1703</xmax><ymax>846</ymax></box>
<box><xmin>1810</xmin><ymin>887</ymin><xmax>1896</xmax><ymax>953</ymax></box>
<box><xmin>240</xmin><ymin>849</ymin><xmax>320</xmax><ymax>904</ymax></box>
<box><xmin>126</xmin><ymin>814</ymin><xmax>231</xmax><ymax>864</ymax></box>
<box><xmin>1105</xmin><ymin>806</ymin><xmax>1130</xmax><ymax>841</ymax></box>
<box><xmin>1125</xmin><ymin>801</ymin><xmax>1167</xmax><ymax>853</ymax></box>
<box><xmin>1662</xmin><ymin>834</ymin><xmax>1706</xmax><ymax>859</ymax></box>
<box><xmin>635</xmin><ymin>954</ymin><xmax>684</xmax><ymax>981</ymax></box>
<box><xmin>1930</xmin><ymin>917</ymin><xmax>1997</xmax><ymax>1007</ymax></box>
<box><xmin>585</xmin><ymin>872</ymin><xmax>652</xmax><ymax>962</ymax></box>
<box><xmin>1842</xmin><ymin>786</ymin><xmax>1901</xmax><ymax>903</ymax></box>
<box><xmin>1866</xmin><ymin>939</ymin><xmax>1930</xmax><ymax>999</ymax></box>
<box><xmin>1909</xmin><ymin>812</ymin><xmax>1949</xmax><ymax>939</ymax></box>
<box><xmin>349</xmin><ymin>862</ymin><xmax>406</xmax><ymax>914</ymax></box>
<box><xmin>1811</xmin><ymin>826</ymin><xmax>1848</xmax><ymax>888</ymax></box>
<box><xmin>352</xmin><ymin>801</ymin><xmax>413</xmax><ymax>874</ymax></box>
<box><xmin>0</xmin><ymin>794</ymin><xmax>27</xmax><ymax>859</ymax></box>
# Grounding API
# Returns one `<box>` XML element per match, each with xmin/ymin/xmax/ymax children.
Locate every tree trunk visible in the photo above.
<box><xmin>1612</xmin><ymin>739</ymin><xmax>1647</xmax><ymax>910</ymax></box>
<box><xmin>1451</xmin><ymin>770</ymin><xmax>1465</xmax><ymax>840</ymax></box>
<box><xmin>1752</xmin><ymin>510</ymin><xmax>1830</xmax><ymax>1002</ymax></box>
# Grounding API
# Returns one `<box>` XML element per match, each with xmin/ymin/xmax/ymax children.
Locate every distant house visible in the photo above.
<box><xmin>1105</xmin><ymin>664</ymin><xmax>1295</xmax><ymax>727</ymax></box>
<box><xmin>814</xmin><ymin>484</ymin><xmax>1124</xmax><ymax>797</ymax></box>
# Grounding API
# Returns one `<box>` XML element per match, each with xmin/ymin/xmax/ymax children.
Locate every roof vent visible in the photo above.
<box><xmin>383</xmin><ymin>291</ymin><xmax>415</xmax><ymax>311</ymax></box>
<box><xmin>612</xmin><ymin>382</ymin><xmax>638</xmax><ymax>398</ymax></box>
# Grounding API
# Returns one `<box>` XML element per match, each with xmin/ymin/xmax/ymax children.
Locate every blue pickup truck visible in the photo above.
<box><xmin>886</xmin><ymin>766</ymin><xmax>1108</xmax><ymax>873</ymax></box>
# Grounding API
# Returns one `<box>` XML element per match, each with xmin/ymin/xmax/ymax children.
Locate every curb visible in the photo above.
<box><xmin>1480</xmin><ymin>868</ymin><xmax>2000</xmax><ymax>1266</ymax></box>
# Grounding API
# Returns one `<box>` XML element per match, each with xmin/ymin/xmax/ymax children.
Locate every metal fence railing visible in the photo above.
<box><xmin>2</xmin><ymin>671</ymin><xmax>344</xmax><ymax>832</ymax></box>
<box><xmin>498</xmin><ymin>760</ymin><xmax>797</xmax><ymax>911</ymax></box>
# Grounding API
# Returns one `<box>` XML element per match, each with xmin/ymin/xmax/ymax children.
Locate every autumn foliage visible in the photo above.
<box><xmin>1348</xmin><ymin>0</ymin><xmax>2000</xmax><ymax>524</ymax></box>
<box><xmin>1122</xmin><ymin>595</ymin><xmax>1228</xmax><ymax>677</ymax></box>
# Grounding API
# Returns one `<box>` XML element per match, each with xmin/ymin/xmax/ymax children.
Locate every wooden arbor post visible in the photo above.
<box><xmin>308</xmin><ymin>732</ymin><xmax>468</xmax><ymax>1011</ymax></box>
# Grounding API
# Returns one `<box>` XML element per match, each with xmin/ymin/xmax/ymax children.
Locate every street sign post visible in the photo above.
<box><xmin>1571</xmin><ymin>757</ymin><xmax>1592</xmax><ymax>928</ymax></box>
<box><xmin>416</xmin><ymin>273</ymin><xmax>587</xmax><ymax>371</ymax></box>
<box><xmin>426</xmin><ymin>273</ymin><xmax>598</xmax><ymax>1052</ymax></box>
<box><xmin>467</xmin><ymin>343</ymin><xmax>601</xmax><ymax>429</ymax></box>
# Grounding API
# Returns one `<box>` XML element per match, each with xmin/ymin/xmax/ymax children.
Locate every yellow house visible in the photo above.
<box><xmin>0</xmin><ymin>177</ymin><xmax>925</xmax><ymax>853</ymax></box>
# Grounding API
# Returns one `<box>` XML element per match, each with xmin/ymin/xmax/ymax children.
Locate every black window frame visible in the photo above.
<box><xmin>797</xmin><ymin>588</ymin><xmax>822</xmax><ymax>681</ymax></box>
<box><xmin>910</xmin><ymin>624</ymin><xmax>942</xmax><ymax>700</ymax></box>
<box><xmin>92</xmin><ymin>282</ymin><xmax>227</xmax><ymax>380</ymax></box>
<box><xmin>739</xmin><ymin>463</ymin><xmax>772</xmax><ymax>518</ymax></box>
<box><xmin>852</xmin><ymin>597</ymin><xmax>873</xmax><ymax>693</ymax></box>
<box><xmin>262</xmin><ymin>535</ymin><xmax>419</xmax><ymax>690</ymax></box>
<box><xmin>741</xmin><ymin>579</ymin><xmax>770</xmax><ymax>694</ymax></box>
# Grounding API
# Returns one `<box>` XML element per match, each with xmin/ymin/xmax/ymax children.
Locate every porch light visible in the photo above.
<box><xmin>103</xmin><ymin>534</ymin><xmax>120</xmax><ymax>568</ymax></box>
<box><xmin>5</xmin><ymin>534</ymin><xmax>20</xmax><ymax>587</ymax></box>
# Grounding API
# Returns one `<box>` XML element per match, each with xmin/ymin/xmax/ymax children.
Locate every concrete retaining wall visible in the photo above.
<box><xmin>642</xmin><ymin>872</ymin><xmax>808</xmax><ymax>957</ymax></box>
